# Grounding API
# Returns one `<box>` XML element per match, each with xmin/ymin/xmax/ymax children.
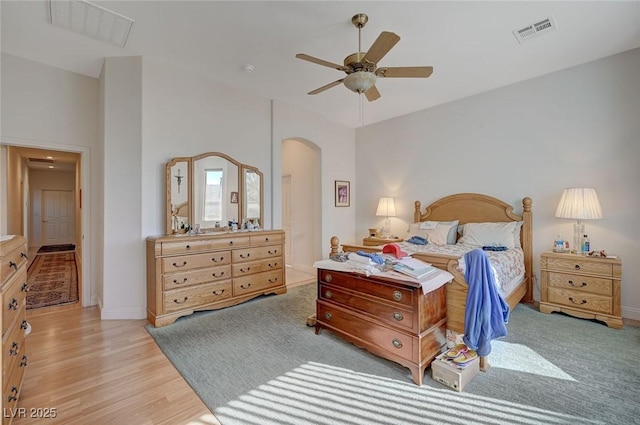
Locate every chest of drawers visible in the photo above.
<box><xmin>147</xmin><ymin>230</ymin><xmax>286</xmax><ymax>327</ymax></box>
<box><xmin>540</xmin><ymin>251</ymin><xmax>622</xmax><ymax>329</ymax></box>
<box><xmin>0</xmin><ymin>236</ymin><xmax>29</xmax><ymax>425</ymax></box>
<box><xmin>315</xmin><ymin>269</ymin><xmax>447</xmax><ymax>385</ymax></box>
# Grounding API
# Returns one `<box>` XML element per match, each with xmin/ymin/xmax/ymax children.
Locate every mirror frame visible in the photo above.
<box><xmin>166</xmin><ymin>152</ymin><xmax>264</xmax><ymax>234</ymax></box>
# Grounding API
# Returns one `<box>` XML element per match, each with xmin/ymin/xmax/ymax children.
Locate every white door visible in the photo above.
<box><xmin>42</xmin><ymin>190</ymin><xmax>75</xmax><ymax>246</ymax></box>
<box><xmin>282</xmin><ymin>174</ymin><xmax>292</xmax><ymax>264</ymax></box>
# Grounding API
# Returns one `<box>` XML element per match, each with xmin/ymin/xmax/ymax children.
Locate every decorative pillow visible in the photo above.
<box><xmin>458</xmin><ymin>221</ymin><xmax>519</xmax><ymax>249</ymax></box>
<box><xmin>458</xmin><ymin>221</ymin><xmax>523</xmax><ymax>248</ymax></box>
<box><xmin>406</xmin><ymin>221</ymin><xmax>457</xmax><ymax>246</ymax></box>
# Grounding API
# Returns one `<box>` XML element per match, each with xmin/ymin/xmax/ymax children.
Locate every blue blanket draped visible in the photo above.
<box><xmin>462</xmin><ymin>248</ymin><xmax>509</xmax><ymax>356</ymax></box>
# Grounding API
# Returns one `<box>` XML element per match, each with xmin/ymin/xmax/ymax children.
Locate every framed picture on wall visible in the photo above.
<box><xmin>230</xmin><ymin>191</ymin><xmax>238</xmax><ymax>204</ymax></box>
<box><xmin>335</xmin><ymin>180</ymin><xmax>350</xmax><ymax>207</ymax></box>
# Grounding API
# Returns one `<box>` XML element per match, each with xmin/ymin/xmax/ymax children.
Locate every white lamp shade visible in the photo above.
<box><xmin>343</xmin><ymin>71</ymin><xmax>377</xmax><ymax>94</ymax></box>
<box><xmin>555</xmin><ymin>188</ymin><xmax>603</xmax><ymax>220</ymax></box>
<box><xmin>376</xmin><ymin>197</ymin><xmax>397</xmax><ymax>217</ymax></box>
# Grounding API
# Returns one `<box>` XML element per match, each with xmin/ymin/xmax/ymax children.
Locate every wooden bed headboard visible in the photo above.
<box><xmin>413</xmin><ymin>193</ymin><xmax>533</xmax><ymax>302</ymax></box>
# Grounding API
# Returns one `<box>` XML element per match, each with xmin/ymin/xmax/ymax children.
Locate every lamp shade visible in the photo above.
<box><xmin>555</xmin><ymin>188</ymin><xmax>603</xmax><ymax>220</ymax></box>
<box><xmin>344</xmin><ymin>71</ymin><xmax>377</xmax><ymax>94</ymax></box>
<box><xmin>376</xmin><ymin>197</ymin><xmax>397</xmax><ymax>217</ymax></box>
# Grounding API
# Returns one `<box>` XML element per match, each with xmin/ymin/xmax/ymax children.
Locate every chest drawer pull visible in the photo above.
<box><xmin>213</xmin><ymin>289</ymin><xmax>225</xmax><ymax>296</ymax></box>
<box><xmin>212</xmin><ymin>271</ymin><xmax>225</xmax><ymax>278</ymax></box>
<box><xmin>20</xmin><ymin>320</ymin><xmax>28</xmax><ymax>330</ymax></box>
<box><xmin>568</xmin><ymin>280</ymin><xmax>586</xmax><ymax>288</ymax></box>
<box><xmin>241</xmin><ymin>283</ymin><xmax>252</xmax><ymax>289</ymax></box>
<box><xmin>392</xmin><ymin>339</ymin><xmax>403</xmax><ymax>349</ymax></box>
<box><xmin>393</xmin><ymin>291</ymin><xmax>403</xmax><ymax>301</ymax></box>
<box><xmin>268</xmin><ymin>249</ymin><xmax>278</xmax><ymax>255</ymax></box>
<box><xmin>173</xmin><ymin>297</ymin><xmax>188</xmax><ymax>304</ymax></box>
<box><xmin>211</xmin><ymin>256</ymin><xmax>225</xmax><ymax>263</ymax></box>
<box><xmin>268</xmin><ymin>277</ymin><xmax>279</xmax><ymax>283</ymax></box>
<box><xmin>8</xmin><ymin>298</ymin><xmax>18</xmax><ymax>310</ymax></box>
<box><xmin>324</xmin><ymin>312</ymin><xmax>332</xmax><ymax>320</ymax></box>
<box><xmin>173</xmin><ymin>277</ymin><xmax>188</xmax><ymax>284</ymax></box>
<box><xmin>7</xmin><ymin>395</ymin><xmax>17</xmax><ymax>403</ymax></box>
<box><xmin>264</xmin><ymin>237</ymin><xmax>270</xmax><ymax>242</ymax></box>
<box><xmin>172</xmin><ymin>261</ymin><xmax>188</xmax><ymax>268</ymax></box>
<box><xmin>9</xmin><ymin>342</ymin><xmax>19</xmax><ymax>356</ymax></box>
<box><xmin>240</xmin><ymin>253</ymin><xmax>251</xmax><ymax>259</ymax></box>
<box><xmin>324</xmin><ymin>290</ymin><xmax>333</xmax><ymax>299</ymax></box>
<box><xmin>21</xmin><ymin>252</ymin><xmax>28</xmax><ymax>260</ymax></box>
<box><xmin>325</xmin><ymin>274</ymin><xmax>333</xmax><ymax>283</ymax></box>
<box><xmin>268</xmin><ymin>262</ymin><xmax>278</xmax><ymax>268</ymax></box>
<box><xmin>20</xmin><ymin>355</ymin><xmax>28</xmax><ymax>367</ymax></box>
<box><xmin>240</xmin><ymin>267</ymin><xmax>251</xmax><ymax>273</ymax></box>
<box><xmin>568</xmin><ymin>297</ymin><xmax>587</xmax><ymax>305</ymax></box>
<box><xmin>393</xmin><ymin>312</ymin><xmax>404</xmax><ymax>321</ymax></box>
<box><xmin>186</xmin><ymin>245</ymin><xmax>192</xmax><ymax>250</ymax></box>
<box><xmin>574</xmin><ymin>264</ymin><xmax>581</xmax><ymax>270</ymax></box>
<box><xmin>21</xmin><ymin>283</ymin><xmax>29</xmax><ymax>292</ymax></box>
<box><xmin>9</xmin><ymin>261</ymin><xmax>17</xmax><ymax>270</ymax></box>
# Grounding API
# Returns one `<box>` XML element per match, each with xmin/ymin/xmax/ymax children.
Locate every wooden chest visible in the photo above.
<box><xmin>315</xmin><ymin>269</ymin><xmax>447</xmax><ymax>385</ymax></box>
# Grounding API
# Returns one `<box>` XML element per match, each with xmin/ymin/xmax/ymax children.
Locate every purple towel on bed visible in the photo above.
<box><xmin>462</xmin><ymin>248</ymin><xmax>509</xmax><ymax>357</ymax></box>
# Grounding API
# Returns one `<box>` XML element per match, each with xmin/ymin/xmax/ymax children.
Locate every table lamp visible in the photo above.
<box><xmin>376</xmin><ymin>197</ymin><xmax>396</xmax><ymax>238</ymax></box>
<box><xmin>555</xmin><ymin>188</ymin><xmax>602</xmax><ymax>253</ymax></box>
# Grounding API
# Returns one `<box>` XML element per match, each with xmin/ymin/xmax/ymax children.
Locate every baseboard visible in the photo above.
<box><xmin>622</xmin><ymin>306</ymin><xmax>640</xmax><ymax>321</ymax></box>
<box><xmin>100</xmin><ymin>306</ymin><xmax>147</xmax><ymax>320</ymax></box>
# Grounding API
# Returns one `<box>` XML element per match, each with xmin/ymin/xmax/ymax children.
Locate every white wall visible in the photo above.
<box><xmin>355</xmin><ymin>48</ymin><xmax>640</xmax><ymax>319</ymax></box>
<box><xmin>272</xmin><ymin>101</ymin><xmax>356</xmax><ymax>258</ymax></box>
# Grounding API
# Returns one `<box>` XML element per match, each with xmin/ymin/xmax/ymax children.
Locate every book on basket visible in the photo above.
<box><xmin>393</xmin><ymin>257</ymin><xmax>438</xmax><ymax>279</ymax></box>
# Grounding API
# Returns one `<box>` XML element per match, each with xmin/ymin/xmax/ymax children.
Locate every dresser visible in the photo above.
<box><xmin>315</xmin><ymin>269</ymin><xmax>447</xmax><ymax>385</ymax></box>
<box><xmin>540</xmin><ymin>251</ymin><xmax>622</xmax><ymax>329</ymax></box>
<box><xmin>147</xmin><ymin>230</ymin><xmax>286</xmax><ymax>327</ymax></box>
<box><xmin>0</xmin><ymin>236</ymin><xmax>29</xmax><ymax>425</ymax></box>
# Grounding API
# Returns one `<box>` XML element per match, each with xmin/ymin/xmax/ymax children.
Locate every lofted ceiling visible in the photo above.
<box><xmin>2</xmin><ymin>1</ymin><xmax>640</xmax><ymax>128</ymax></box>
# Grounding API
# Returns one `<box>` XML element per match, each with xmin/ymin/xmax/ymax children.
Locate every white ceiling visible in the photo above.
<box><xmin>2</xmin><ymin>1</ymin><xmax>640</xmax><ymax>128</ymax></box>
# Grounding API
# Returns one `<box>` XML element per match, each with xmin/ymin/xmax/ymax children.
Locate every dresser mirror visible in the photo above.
<box><xmin>166</xmin><ymin>152</ymin><xmax>263</xmax><ymax>234</ymax></box>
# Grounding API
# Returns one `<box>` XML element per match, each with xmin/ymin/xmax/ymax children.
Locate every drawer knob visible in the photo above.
<box><xmin>568</xmin><ymin>280</ymin><xmax>587</xmax><ymax>288</ymax></box>
<box><xmin>20</xmin><ymin>355</ymin><xmax>28</xmax><ymax>367</ymax></box>
<box><xmin>8</xmin><ymin>298</ymin><xmax>18</xmax><ymax>311</ymax></box>
<box><xmin>186</xmin><ymin>245</ymin><xmax>192</xmax><ymax>250</ymax></box>
<box><xmin>21</xmin><ymin>252</ymin><xmax>28</xmax><ymax>260</ymax></box>
<box><xmin>324</xmin><ymin>312</ymin><xmax>333</xmax><ymax>320</ymax></box>
<box><xmin>265</xmin><ymin>237</ymin><xmax>269</xmax><ymax>242</ymax></box>
<box><xmin>392</xmin><ymin>291</ymin><xmax>403</xmax><ymax>301</ymax></box>
<box><xmin>568</xmin><ymin>297</ymin><xmax>587</xmax><ymax>305</ymax></box>
<box><xmin>213</xmin><ymin>289</ymin><xmax>225</xmax><ymax>296</ymax></box>
<box><xmin>9</xmin><ymin>342</ymin><xmax>19</xmax><ymax>356</ymax></box>
<box><xmin>393</xmin><ymin>312</ymin><xmax>404</xmax><ymax>321</ymax></box>
<box><xmin>268</xmin><ymin>249</ymin><xmax>278</xmax><ymax>255</ymax></box>
<box><xmin>20</xmin><ymin>320</ymin><xmax>28</xmax><ymax>330</ymax></box>
<box><xmin>240</xmin><ymin>267</ymin><xmax>251</xmax><ymax>273</ymax></box>
<box><xmin>324</xmin><ymin>290</ymin><xmax>333</xmax><ymax>299</ymax></box>
<box><xmin>7</xmin><ymin>395</ymin><xmax>17</xmax><ymax>403</ymax></box>
<box><xmin>21</xmin><ymin>283</ymin><xmax>29</xmax><ymax>292</ymax></box>
<box><xmin>211</xmin><ymin>257</ymin><xmax>225</xmax><ymax>263</ymax></box>
<box><xmin>268</xmin><ymin>277</ymin><xmax>279</xmax><ymax>283</ymax></box>
<box><xmin>392</xmin><ymin>338</ymin><xmax>403</xmax><ymax>349</ymax></box>
<box><xmin>172</xmin><ymin>261</ymin><xmax>187</xmax><ymax>268</ymax></box>
<box><xmin>240</xmin><ymin>253</ymin><xmax>251</xmax><ymax>259</ymax></box>
<box><xmin>268</xmin><ymin>262</ymin><xmax>278</xmax><ymax>268</ymax></box>
<box><xmin>9</xmin><ymin>261</ymin><xmax>17</xmax><ymax>270</ymax></box>
<box><xmin>241</xmin><ymin>283</ymin><xmax>252</xmax><ymax>289</ymax></box>
<box><xmin>10</xmin><ymin>386</ymin><xmax>18</xmax><ymax>395</ymax></box>
<box><xmin>574</xmin><ymin>264</ymin><xmax>581</xmax><ymax>270</ymax></box>
<box><xmin>173</xmin><ymin>277</ymin><xmax>188</xmax><ymax>284</ymax></box>
<box><xmin>212</xmin><ymin>272</ymin><xmax>225</xmax><ymax>278</ymax></box>
<box><xmin>325</xmin><ymin>274</ymin><xmax>333</xmax><ymax>283</ymax></box>
<box><xmin>173</xmin><ymin>297</ymin><xmax>188</xmax><ymax>304</ymax></box>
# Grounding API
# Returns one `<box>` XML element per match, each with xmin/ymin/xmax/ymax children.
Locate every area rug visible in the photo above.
<box><xmin>26</xmin><ymin>252</ymin><xmax>79</xmax><ymax>309</ymax></box>
<box><xmin>146</xmin><ymin>283</ymin><xmax>640</xmax><ymax>425</ymax></box>
<box><xmin>37</xmin><ymin>244</ymin><xmax>75</xmax><ymax>253</ymax></box>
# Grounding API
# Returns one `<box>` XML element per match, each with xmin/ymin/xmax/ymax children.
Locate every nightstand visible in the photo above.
<box><xmin>362</xmin><ymin>236</ymin><xmax>403</xmax><ymax>246</ymax></box>
<box><xmin>540</xmin><ymin>251</ymin><xmax>622</xmax><ymax>329</ymax></box>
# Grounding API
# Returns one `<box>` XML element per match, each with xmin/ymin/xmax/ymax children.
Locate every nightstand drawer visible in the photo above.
<box><xmin>545</xmin><ymin>257</ymin><xmax>613</xmax><ymax>276</ymax></box>
<box><xmin>548</xmin><ymin>287</ymin><xmax>612</xmax><ymax>314</ymax></box>
<box><xmin>547</xmin><ymin>272</ymin><xmax>612</xmax><ymax>296</ymax></box>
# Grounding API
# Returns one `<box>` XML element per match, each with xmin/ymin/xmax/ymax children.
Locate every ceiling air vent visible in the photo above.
<box><xmin>28</xmin><ymin>158</ymin><xmax>55</xmax><ymax>164</ymax></box>
<box><xmin>513</xmin><ymin>17</ymin><xmax>556</xmax><ymax>44</ymax></box>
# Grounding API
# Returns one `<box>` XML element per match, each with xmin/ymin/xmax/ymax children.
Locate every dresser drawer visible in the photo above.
<box><xmin>161</xmin><ymin>251</ymin><xmax>232</xmax><ymax>273</ymax></box>
<box><xmin>317</xmin><ymin>301</ymin><xmax>415</xmax><ymax>363</ymax></box>
<box><xmin>318</xmin><ymin>270</ymin><xmax>414</xmax><ymax>308</ymax></box>
<box><xmin>547</xmin><ymin>272</ymin><xmax>612</xmax><ymax>296</ymax></box>
<box><xmin>250</xmin><ymin>232</ymin><xmax>284</xmax><ymax>245</ymax></box>
<box><xmin>2</xmin><ymin>271</ymin><xmax>27</xmax><ymax>337</ymax></box>
<box><xmin>548</xmin><ymin>287</ymin><xmax>612</xmax><ymax>314</ymax></box>
<box><xmin>161</xmin><ymin>236</ymin><xmax>249</xmax><ymax>255</ymax></box>
<box><xmin>545</xmin><ymin>257</ymin><xmax>613</xmax><ymax>276</ymax></box>
<box><xmin>233</xmin><ymin>270</ymin><xmax>283</xmax><ymax>295</ymax></box>
<box><xmin>3</xmin><ymin>357</ymin><xmax>26</xmax><ymax>425</ymax></box>
<box><xmin>232</xmin><ymin>257</ymin><xmax>283</xmax><ymax>277</ymax></box>
<box><xmin>0</xmin><ymin>247</ymin><xmax>27</xmax><ymax>285</ymax></box>
<box><xmin>3</xmin><ymin>317</ymin><xmax>26</xmax><ymax>381</ymax></box>
<box><xmin>232</xmin><ymin>245</ymin><xmax>283</xmax><ymax>263</ymax></box>
<box><xmin>319</xmin><ymin>283</ymin><xmax>416</xmax><ymax>332</ymax></box>
<box><xmin>163</xmin><ymin>281</ymin><xmax>232</xmax><ymax>313</ymax></box>
<box><xmin>162</xmin><ymin>265</ymin><xmax>232</xmax><ymax>290</ymax></box>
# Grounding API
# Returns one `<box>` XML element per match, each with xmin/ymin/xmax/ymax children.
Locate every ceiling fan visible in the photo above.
<box><xmin>296</xmin><ymin>13</ymin><xmax>433</xmax><ymax>102</ymax></box>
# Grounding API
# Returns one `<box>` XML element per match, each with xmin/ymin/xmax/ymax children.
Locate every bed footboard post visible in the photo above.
<box><xmin>522</xmin><ymin>197</ymin><xmax>533</xmax><ymax>303</ymax></box>
<box><xmin>330</xmin><ymin>236</ymin><xmax>340</xmax><ymax>257</ymax></box>
<box><xmin>413</xmin><ymin>201</ymin><xmax>422</xmax><ymax>223</ymax></box>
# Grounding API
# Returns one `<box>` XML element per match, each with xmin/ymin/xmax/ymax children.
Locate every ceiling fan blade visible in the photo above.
<box><xmin>308</xmin><ymin>79</ymin><xmax>344</xmax><ymax>95</ymax></box>
<box><xmin>377</xmin><ymin>66</ymin><xmax>434</xmax><ymax>78</ymax></box>
<box><xmin>363</xmin><ymin>31</ymin><xmax>400</xmax><ymax>65</ymax></box>
<box><xmin>296</xmin><ymin>54</ymin><xmax>349</xmax><ymax>72</ymax></box>
<box><xmin>364</xmin><ymin>85</ymin><xmax>381</xmax><ymax>102</ymax></box>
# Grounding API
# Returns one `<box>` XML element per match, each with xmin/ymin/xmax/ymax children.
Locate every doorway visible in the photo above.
<box><xmin>41</xmin><ymin>189</ymin><xmax>75</xmax><ymax>246</ymax></box>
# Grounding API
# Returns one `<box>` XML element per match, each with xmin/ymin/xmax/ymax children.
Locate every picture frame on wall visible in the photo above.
<box><xmin>335</xmin><ymin>180</ymin><xmax>350</xmax><ymax>207</ymax></box>
<box><xmin>230</xmin><ymin>191</ymin><xmax>238</xmax><ymax>204</ymax></box>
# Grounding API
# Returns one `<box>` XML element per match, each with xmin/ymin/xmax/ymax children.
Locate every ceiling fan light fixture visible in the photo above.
<box><xmin>343</xmin><ymin>71</ymin><xmax>376</xmax><ymax>94</ymax></box>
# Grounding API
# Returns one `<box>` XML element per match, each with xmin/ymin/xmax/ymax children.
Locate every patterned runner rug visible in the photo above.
<box><xmin>27</xmin><ymin>252</ymin><xmax>79</xmax><ymax>309</ymax></box>
<box><xmin>37</xmin><ymin>244</ymin><xmax>76</xmax><ymax>253</ymax></box>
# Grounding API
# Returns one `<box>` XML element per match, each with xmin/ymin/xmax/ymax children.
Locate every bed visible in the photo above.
<box><xmin>331</xmin><ymin>193</ymin><xmax>533</xmax><ymax>371</ymax></box>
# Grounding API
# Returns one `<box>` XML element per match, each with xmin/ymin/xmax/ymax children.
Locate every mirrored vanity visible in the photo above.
<box><xmin>147</xmin><ymin>153</ymin><xmax>285</xmax><ymax>327</ymax></box>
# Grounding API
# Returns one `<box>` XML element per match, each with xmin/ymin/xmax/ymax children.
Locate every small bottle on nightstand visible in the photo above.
<box><xmin>581</xmin><ymin>234</ymin><xmax>590</xmax><ymax>254</ymax></box>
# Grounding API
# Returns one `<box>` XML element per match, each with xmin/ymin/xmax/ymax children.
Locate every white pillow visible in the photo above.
<box><xmin>406</xmin><ymin>222</ymin><xmax>455</xmax><ymax>246</ymax></box>
<box><xmin>458</xmin><ymin>221</ymin><xmax>523</xmax><ymax>248</ymax></box>
<box><xmin>458</xmin><ymin>221</ymin><xmax>519</xmax><ymax>249</ymax></box>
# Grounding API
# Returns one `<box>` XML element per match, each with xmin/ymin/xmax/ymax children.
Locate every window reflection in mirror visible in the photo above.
<box><xmin>203</xmin><ymin>169</ymin><xmax>223</xmax><ymax>222</ymax></box>
<box><xmin>193</xmin><ymin>155</ymin><xmax>239</xmax><ymax>229</ymax></box>
<box><xmin>244</xmin><ymin>168</ymin><xmax>262</xmax><ymax>223</ymax></box>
